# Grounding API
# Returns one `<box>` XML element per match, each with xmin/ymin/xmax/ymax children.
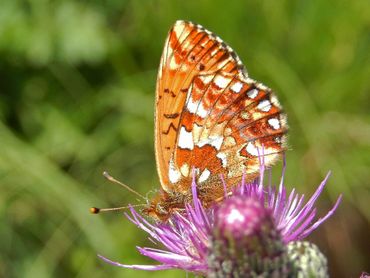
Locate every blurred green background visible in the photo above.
<box><xmin>0</xmin><ymin>0</ymin><xmax>369</xmax><ymax>277</ymax></box>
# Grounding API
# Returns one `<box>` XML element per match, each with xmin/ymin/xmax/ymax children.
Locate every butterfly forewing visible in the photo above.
<box><xmin>155</xmin><ymin>21</ymin><xmax>248</xmax><ymax>190</ymax></box>
<box><xmin>155</xmin><ymin>20</ymin><xmax>287</xmax><ymax>205</ymax></box>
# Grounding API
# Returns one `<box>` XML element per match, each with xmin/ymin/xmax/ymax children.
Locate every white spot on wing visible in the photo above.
<box><xmin>257</xmin><ymin>99</ymin><xmax>272</xmax><ymax>112</ymax></box>
<box><xmin>210</xmin><ymin>48</ymin><xmax>219</xmax><ymax>56</ymax></box>
<box><xmin>246</xmin><ymin>142</ymin><xmax>259</xmax><ymax>156</ymax></box>
<box><xmin>197</xmin><ymin>136</ymin><xmax>224</xmax><ymax>150</ymax></box>
<box><xmin>186</xmin><ymin>94</ymin><xmax>197</xmax><ymax>113</ymax></box>
<box><xmin>169</xmin><ymin>58</ymin><xmax>179</xmax><ymax>70</ymax></box>
<box><xmin>212</xmin><ymin>136</ymin><xmax>224</xmax><ymax>150</ymax></box>
<box><xmin>196</xmin><ymin>102</ymin><xmax>208</xmax><ymax>118</ymax></box>
<box><xmin>230</xmin><ymin>82</ymin><xmax>243</xmax><ymax>93</ymax></box>
<box><xmin>180</xmin><ymin>164</ymin><xmax>190</xmax><ymax>176</ymax></box>
<box><xmin>247</xmin><ymin>89</ymin><xmax>258</xmax><ymax>99</ymax></box>
<box><xmin>216</xmin><ymin>152</ymin><xmax>227</xmax><ymax>167</ymax></box>
<box><xmin>186</xmin><ymin>95</ymin><xmax>208</xmax><ymax>118</ymax></box>
<box><xmin>178</xmin><ymin>126</ymin><xmax>194</xmax><ymax>150</ymax></box>
<box><xmin>169</xmin><ymin>158</ymin><xmax>181</xmax><ymax>183</ymax></box>
<box><xmin>268</xmin><ymin>118</ymin><xmax>280</xmax><ymax>130</ymax></box>
<box><xmin>240</xmin><ymin>111</ymin><xmax>249</xmax><ymax>120</ymax></box>
<box><xmin>214</xmin><ymin>75</ymin><xmax>230</xmax><ymax>89</ymax></box>
<box><xmin>198</xmin><ymin>168</ymin><xmax>211</xmax><ymax>183</ymax></box>
<box><xmin>199</xmin><ymin>75</ymin><xmax>215</xmax><ymax>84</ymax></box>
<box><xmin>173</xmin><ymin>21</ymin><xmax>186</xmax><ymax>37</ymax></box>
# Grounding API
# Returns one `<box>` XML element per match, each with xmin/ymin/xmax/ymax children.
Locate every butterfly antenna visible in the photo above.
<box><xmin>90</xmin><ymin>204</ymin><xmax>145</xmax><ymax>214</ymax></box>
<box><xmin>102</xmin><ymin>171</ymin><xmax>146</xmax><ymax>200</ymax></box>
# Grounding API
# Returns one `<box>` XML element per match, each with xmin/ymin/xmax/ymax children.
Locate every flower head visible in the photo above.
<box><xmin>98</xmin><ymin>161</ymin><xmax>342</xmax><ymax>276</ymax></box>
<box><xmin>208</xmin><ymin>196</ymin><xmax>293</xmax><ymax>277</ymax></box>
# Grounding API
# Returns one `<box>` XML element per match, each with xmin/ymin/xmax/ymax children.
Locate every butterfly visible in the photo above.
<box><xmin>143</xmin><ymin>20</ymin><xmax>288</xmax><ymax>221</ymax></box>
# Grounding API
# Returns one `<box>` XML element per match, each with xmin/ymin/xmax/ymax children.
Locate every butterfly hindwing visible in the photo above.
<box><xmin>175</xmin><ymin>73</ymin><xmax>287</xmax><ymax>191</ymax></box>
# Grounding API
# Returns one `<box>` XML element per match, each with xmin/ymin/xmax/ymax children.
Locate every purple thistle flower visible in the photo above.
<box><xmin>208</xmin><ymin>196</ymin><xmax>293</xmax><ymax>277</ymax></box>
<box><xmin>98</xmin><ymin>161</ymin><xmax>342</xmax><ymax>276</ymax></box>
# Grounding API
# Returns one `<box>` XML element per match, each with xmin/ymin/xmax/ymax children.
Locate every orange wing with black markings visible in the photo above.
<box><xmin>155</xmin><ymin>20</ymin><xmax>248</xmax><ymax>191</ymax></box>
<box><xmin>150</xmin><ymin>20</ymin><xmax>287</xmax><ymax>220</ymax></box>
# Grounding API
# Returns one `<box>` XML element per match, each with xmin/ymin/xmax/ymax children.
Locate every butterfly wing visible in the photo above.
<box><xmin>155</xmin><ymin>20</ymin><xmax>287</xmax><ymax>196</ymax></box>
<box><xmin>155</xmin><ymin>20</ymin><xmax>248</xmax><ymax>191</ymax></box>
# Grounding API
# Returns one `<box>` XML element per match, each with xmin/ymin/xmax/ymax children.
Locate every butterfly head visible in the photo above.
<box><xmin>142</xmin><ymin>191</ymin><xmax>172</xmax><ymax>221</ymax></box>
<box><xmin>142</xmin><ymin>189</ymin><xmax>189</xmax><ymax>221</ymax></box>
<box><xmin>142</xmin><ymin>205</ymin><xmax>168</xmax><ymax>221</ymax></box>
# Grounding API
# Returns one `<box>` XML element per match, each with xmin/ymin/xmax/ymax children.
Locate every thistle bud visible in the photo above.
<box><xmin>287</xmin><ymin>241</ymin><xmax>329</xmax><ymax>278</ymax></box>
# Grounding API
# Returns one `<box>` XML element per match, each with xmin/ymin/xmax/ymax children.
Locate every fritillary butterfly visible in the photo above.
<box><xmin>144</xmin><ymin>20</ymin><xmax>288</xmax><ymax>220</ymax></box>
